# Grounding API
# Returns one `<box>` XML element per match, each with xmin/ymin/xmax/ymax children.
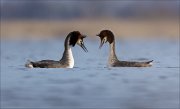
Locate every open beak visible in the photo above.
<box><xmin>80</xmin><ymin>43</ymin><xmax>88</xmax><ymax>52</ymax></box>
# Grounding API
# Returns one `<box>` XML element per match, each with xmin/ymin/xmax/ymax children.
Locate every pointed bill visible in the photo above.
<box><xmin>99</xmin><ymin>40</ymin><xmax>104</xmax><ymax>49</ymax></box>
<box><xmin>81</xmin><ymin>43</ymin><xmax>88</xmax><ymax>52</ymax></box>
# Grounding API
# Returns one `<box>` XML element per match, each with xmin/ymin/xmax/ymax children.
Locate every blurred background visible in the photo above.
<box><xmin>1</xmin><ymin>1</ymin><xmax>180</xmax><ymax>108</ymax></box>
<box><xmin>1</xmin><ymin>0</ymin><xmax>179</xmax><ymax>39</ymax></box>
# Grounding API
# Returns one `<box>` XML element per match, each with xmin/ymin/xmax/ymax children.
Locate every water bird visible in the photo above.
<box><xmin>25</xmin><ymin>31</ymin><xmax>88</xmax><ymax>68</ymax></box>
<box><xmin>97</xmin><ymin>30</ymin><xmax>153</xmax><ymax>67</ymax></box>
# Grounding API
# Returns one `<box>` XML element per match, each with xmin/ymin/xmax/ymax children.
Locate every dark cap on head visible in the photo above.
<box><xmin>68</xmin><ymin>31</ymin><xmax>88</xmax><ymax>52</ymax></box>
<box><xmin>69</xmin><ymin>31</ymin><xmax>86</xmax><ymax>46</ymax></box>
<box><xmin>97</xmin><ymin>30</ymin><xmax>114</xmax><ymax>44</ymax></box>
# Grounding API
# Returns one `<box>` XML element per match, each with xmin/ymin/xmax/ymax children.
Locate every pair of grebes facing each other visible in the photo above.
<box><xmin>25</xmin><ymin>30</ymin><xmax>153</xmax><ymax>68</ymax></box>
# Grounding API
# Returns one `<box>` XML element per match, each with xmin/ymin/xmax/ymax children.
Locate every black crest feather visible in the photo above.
<box><xmin>69</xmin><ymin>31</ymin><xmax>80</xmax><ymax>46</ymax></box>
<box><xmin>98</xmin><ymin>30</ymin><xmax>114</xmax><ymax>44</ymax></box>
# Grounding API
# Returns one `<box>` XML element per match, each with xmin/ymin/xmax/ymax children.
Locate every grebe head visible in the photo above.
<box><xmin>97</xmin><ymin>30</ymin><xmax>115</xmax><ymax>48</ymax></box>
<box><xmin>69</xmin><ymin>31</ymin><xmax>88</xmax><ymax>52</ymax></box>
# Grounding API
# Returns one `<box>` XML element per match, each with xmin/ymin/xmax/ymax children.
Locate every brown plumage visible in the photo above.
<box><xmin>97</xmin><ymin>30</ymin><xmax>153</xmax><ymax>67</ymax></box>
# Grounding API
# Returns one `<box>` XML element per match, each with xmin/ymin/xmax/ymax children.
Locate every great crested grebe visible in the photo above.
<box><xmin>97</xmin><ymin>30</ymin><xmax>153</xmax><ymax>67</ymax></box>
<box><xmin>25</xmin><ymin>31</ymin><xmax>88</xmax><ymax>68</ymax></box>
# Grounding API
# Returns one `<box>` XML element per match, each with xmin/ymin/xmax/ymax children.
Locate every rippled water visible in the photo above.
<box><xmin>1</xmin><ymin>38</ymin><xmax>179</xmax><ymax>108</ymax></box>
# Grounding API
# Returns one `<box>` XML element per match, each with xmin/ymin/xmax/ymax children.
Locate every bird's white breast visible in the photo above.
<box><xmin>67</xmin><ymin>48</ymin><xmax>74</xmax><ymax>68</ymax></box>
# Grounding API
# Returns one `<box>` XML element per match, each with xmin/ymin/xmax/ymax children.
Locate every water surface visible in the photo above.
<box><xmin>1</xmin><ymin>38</ymin><xmax>179</xmax><ymax>108</ymax></box>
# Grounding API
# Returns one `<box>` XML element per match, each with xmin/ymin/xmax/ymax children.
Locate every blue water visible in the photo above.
<box><xmin>1</xmin><ymin>38</ymin><xmax>179</xmax><ymax>108</ymax></box>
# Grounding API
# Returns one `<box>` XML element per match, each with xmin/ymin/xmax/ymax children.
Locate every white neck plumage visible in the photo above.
<box><xmin>60</xmin><ymin>35</ymin><xmax>75</xmax><ymax>68</ymax></box>
<box><xmin>66</xmin><ymin>47</ymin><xmax>74</xmax><ymax>68</ymax></box>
